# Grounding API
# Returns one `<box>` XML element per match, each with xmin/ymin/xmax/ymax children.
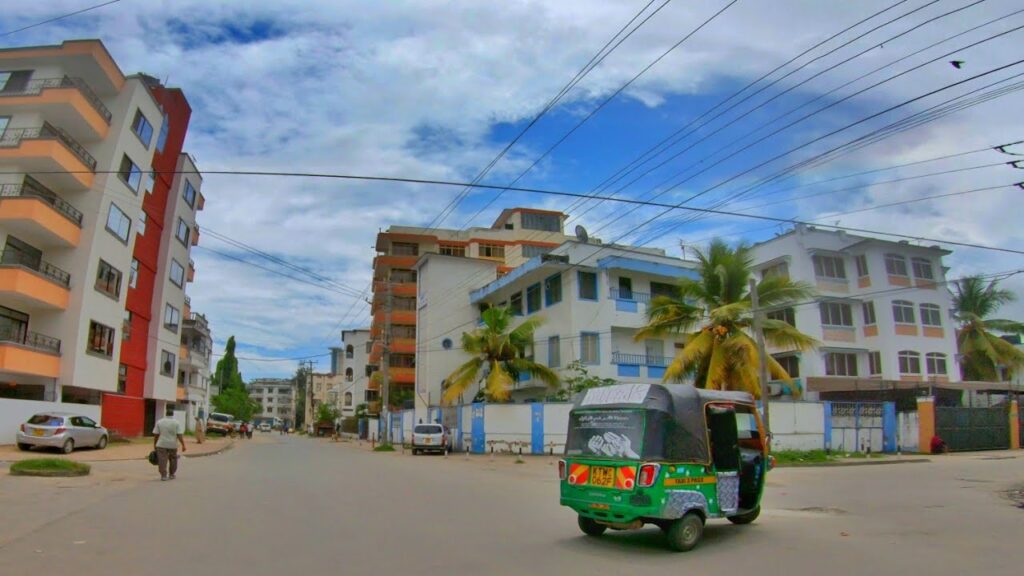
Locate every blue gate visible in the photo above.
<box><xmin>824</xmin><ymin>401</ymin><xmax>896</xmax><ymax>453</ymax></box>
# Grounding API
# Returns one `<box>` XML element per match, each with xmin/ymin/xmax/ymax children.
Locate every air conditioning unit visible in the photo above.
<box><xmin>767</xmin><ymin>383</ymin><xmax>784</xmax><ymax>397</ymax></box>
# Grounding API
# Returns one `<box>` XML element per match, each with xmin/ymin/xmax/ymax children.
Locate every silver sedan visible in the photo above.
<box><xmin>16</xmin><ymin>412</ymin><xmax>109</xmax><ymax>454</ymax></box>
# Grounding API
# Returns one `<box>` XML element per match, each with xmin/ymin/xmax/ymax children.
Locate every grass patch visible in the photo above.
<box><xmin>10</xmin><ymin>458</ymin><xmax>91</xmax><ymax>477</ymax></box>
<box><xmin>772</xmin><ymin>450</ymin><xmax>836</xmax><ymax>466</ymax></box>
<box><xmin>373</xmin><ymin>443</ymin><xmax>396</xmax><ymax>452</ymax></box>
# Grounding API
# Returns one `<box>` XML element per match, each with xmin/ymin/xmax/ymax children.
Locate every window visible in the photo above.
<box><xmin>510</xmin><ymin>292</ymin><xmax>523</xmax><ymax>316</ymax></box>
<box><xmin>885</xmin><ymin>254</ymin><xmax>908</xmax><ymax>276</ymax></box>
<box><xmin>175</xmin><ymin>218</ymin><xmax>190</xmax><ymax>245</ymax></box>
<box><xmin>365</xmin><ymin>365</ymin><xmax>374</xmax><ymax>377</ymax></box>
<box><xmin>761</xmin><ymin>261</ymin><xmax>789</xmax><ymax>280</ymax></box>
<box><xmin>143</xmin><ymin>171</ymin><xmax>154</xmax><ymax>194</ymax></box>
<box><xmin>526</xmin><ymin>283</ymin><xmax>541</xmax><ymax>314</ymax></box>
<box><xmin>106</xmin><ymin>203</ymin><xmax>131</xmax><ymax>243</ymax></box>
<box><xmin>119</xmin><ymin>155</ymin><xmax>143</xmax><ymax>193</ymax></box>
<box><xmin>439</xmin><ymin>244</ymin><xmax>465</xmax><ymax>257</ymax></box>
<box><xmin>156</xmin><ymin>112</ymin><xmax>169</xmax><ymax>153</ymax></box>
<box><xmin>548</xmin><ymin>335</ymin><xmax>560</xmax><ymax>368</ymax></box>
<box><xmin>94</xmin><ymin>259</ymin><xmax>122</xmax><ymax>299</ymax></box>
<box><xmin>392</xmin><ymin>325</ymin><xmax>416</xmax><ymax>339</ymax></box>
<box><xmin>344</xmin><ymin>392</ymin><xmax>353</xmax><ymax>407</ymax></box>
<box><xmin>131</xmin><ymin>110</ymin><xmax>153</xmax><ymax>147</ymax></box>
<box><xmin>521</xmin><ymin>212</ymin><xmax>560</xmax><ymax>231</ymax></box>
<box><xmin>617</xmin><ymin>277</ymin><xmax>633</xmax><ymax>300</ymax></box>
<box><xmin>825</xmin><ymin>352</ymin><xmax>858</xmax><ymax>376</ymax></box>
<box><xmin>544</xmin><ymin>273</ymin><xmax>562</xmax><ymax>306</ymax></box>
<box><xmin>0</xmin><ymin>305</ymin><xmax>29</xmax><ymax>345</ymax></box>
<box><xmin>138</xmin><ymin>211</ymin><xmax>146</xmax><ymax>236</ymax></box>
<box><xmin>521</xmin><ymin>244</ymin><xmax>552</xmax><ymax>258</ymax></box>
<box><xmin>812</xmin><ymin>254</ymin><xmax>846</xmax><ymax>279</ymax></box>
<box><xmin>580</xmin><ymin>332</ymin><xmax>599</xmax><ymax>365</ymax></box>
<box><xmin>164</xmin><ymin>303</ymin><xmax>181</xmax><ymax>332</ymax></box>
<box><xmin>87</xmin><ymin>321</ymin><xmax>115</xmax><ymax>357</ymax></box>
<box><xmin>169</xmin><ymin>259</ymin><xmax>185</xmax><ymax>288</ymax></box>
<box><xmin>926</xmin><ymin>352</ymin><xmax>947</xmax><ymax>375</ymax></box>
<box><xmin>898</xmin><ymin>350</ymin><xmax>921</xmax><ymax>374</ymax></box>
<box><xmin>892</xmin><ymin>300</ymin><xmax>915</xmax><ymax>324</ymax></box>
<box><xmin>650</xmin><ymin>281</ymin><xmax>676</xmax><ymax>299</ymax></box>
<box><xmin>183</xmin><ymin>181</ymin><xmax>197</xmax><ymax>208</ymax></box>
<box><xmin>767</xmin><ymin>307</ymin><xmax>796</xmax><ymax>326</ymax></box>
<box><xmin>123</xmin><ymin>311</ymin><xmax>132</xmax><ymax>341</ymax></box>
<box><xmin>117</xmin><ymin>364</ymin><xmax>127</xmax><ymax>394</ymax></box>
<box><xmin>773</xmin><ymin>355</ymin><xmax>799</xmax><ymax>378</ymax></box>
<box><xmin>345</xmin><ymin>367</ymin><xmax>353</xmax><ymax>382</ymax></box>
<box><xmin>479</xmin><ymin>244</ymin><xmax>505</xmax><ymax>259</ymax></box>
<box><xmin>345</xmin><ymin>344</ymin><xmax>354</xmax><ymax>359</ymax></box>
<box><xmin>161</xmin><ymin>350</ymin><xmax>176</xmax><ymax>376</ymax></box>
<box><xmin>855</xmin><ymin>254</ymin><xmax>869</xmax><ymax>277</ymax></box>
<box><xmin>920</xmin><ymin>304</ymin><xmax>942</xmax><ymax>327</ymax></box>
<box><xmin>868</xmin><ymin>351</ymin><xmax>882</xmax><ymax>375</ymax></box>
<box><xmin>578</xmin><ymin>271</ymin><xmax>598</xmax><ymax>300</ymax></box>
<box><xmin>862</xmin><ymin>301</ymin><xmax>876</xmax><ymax>325</ymax></box>
<box><xmin>391</xmin><ymin>242</ymin><xmax>419</xmax><ymax>256</ymax></box>
<box><xmin>819</xmin><ymin>302</ymin><xmax>853</xmax><ymax>327</ymax></box>
<box><xmin>0</xmin><ymin>71</ymin><xmax>32</xmax><ymax>93</ymax></box>
<box><xmin>910</xmin><ymin>257</ymin><xmax>934</xmax><ymax>281</ymax></box>
<box><xmin>129</xmin><ymin>259</ymin><xmax>139</xmax><ymax>289</ymax></box>
<box><xmin>365</xmin><ymin>341</ymin><xmax>372</xmax><ymax>354</ymax></box>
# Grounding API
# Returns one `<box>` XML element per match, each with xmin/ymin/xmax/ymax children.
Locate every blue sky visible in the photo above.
<box><xmin>3</xmin><ymin>0</ymin><xmax>1023</xmax><ymax>378</ymax></box>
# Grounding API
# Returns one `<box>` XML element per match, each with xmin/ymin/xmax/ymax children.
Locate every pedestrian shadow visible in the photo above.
<box><xmin>553</xmin><ymin>521</ymin><xmax>754</xmax><ymax>555</ymax></box>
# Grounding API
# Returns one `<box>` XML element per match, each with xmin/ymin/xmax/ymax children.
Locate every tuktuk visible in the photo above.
<box><xmin>559</xmin><ymin>383</ymin><xmax>770</xmax><ymax>552</ymax></box>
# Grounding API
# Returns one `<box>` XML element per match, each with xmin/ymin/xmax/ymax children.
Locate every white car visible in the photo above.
<box><xmin>258</xmin><ymin>422</ymin><xmax>271</xmax><ymax>432</ymax></box>
<box><xmin>411</xmin><ymin>423</ymin><xmax>450</xmax><ymax>455</ymax></box>
<box><xmin>16</xmin><ymin>412</ymin><xmax>109</xmax><ymax>454</ymax></box>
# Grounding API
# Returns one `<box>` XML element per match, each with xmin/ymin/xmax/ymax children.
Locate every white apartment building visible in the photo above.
<box><xmin>178</xmin><ymin>311</ymin><xmax>212</xmax><ymax>432</ymax></box>
<box><xmin>250</xmin><ymin>378</ymin><xmax>296</xmax><ymax>426</ymax></box>
<box><xmin>337</xmin><ymin>328</ymin><xmax>373</xmax><ymax>417</ymax></box>
<box><xmin>750</xmin><ymin>225</ymin><xmax>961</xmax><ymax>401</ymax></box>
<box><xmin>415</xmin><ymin>240</ymin><xmax>700</xmax><ymax>417</ymax></box>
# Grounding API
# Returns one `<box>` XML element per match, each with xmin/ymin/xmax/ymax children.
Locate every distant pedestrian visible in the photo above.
<box><xmin>930</xmin><ymin>434</ymin><xmax>948</xmax><ymax>454</ymax></box>
<box><xmin>153</xmin><ymin>406</ymin><xmax>186</xmax><ymax>481</ymax></box>
<box><xmin>247</xmin><ymin>423</ymin><xmax>253</xmax><ymax>439</ymax></box>
<box><xmin>240</xmin><ymin>422</ymin><xmax>249</xmax><ymax>439</ymax></box>
<box><xmin>194</xmin><ymin>415</ymin><xmax>205</xmax><ymax>444</ymax></box>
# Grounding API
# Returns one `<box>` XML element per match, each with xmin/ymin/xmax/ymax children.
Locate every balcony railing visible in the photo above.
<box><xmin>0</xmin><ymin>122</ymin><xmax>97</xmax><ymax>171</ymax></box>
<box><xmin>0</xmin><ymin>177</ymin><xmax>84</xmax><ymax>226</ymax></box>
<box><xmin>0</xmin><ymin>76</ymin><xmax>112</xmax><ymax>123</ymax></box>
<box><xmin>0</xmin><ymin>325</ymin><xmax>61</xmax><ymax>354</ymax></box>
<box><xmin>611</xmin><ymin>352</ymin><xmax>667</xmax><ymax>366</ymax></box>
<box><xmin>609</xmin><ymin>288</ymin><xmax>651</xmax><ymax>303</ymax></box>
<box><xmin>0</xmin><ymin>248</ymin><xmax>71</xmax><ymax>287</ymax></box>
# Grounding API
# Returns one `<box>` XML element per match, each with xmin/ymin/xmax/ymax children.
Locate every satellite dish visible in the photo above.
<box><xmin>575</xmin><ymin>225</ymin><xmax>589</xmax><ymax>243</ymax></box>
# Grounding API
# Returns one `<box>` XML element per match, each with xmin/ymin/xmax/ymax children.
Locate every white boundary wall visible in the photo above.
<box><xmin>898</xmin><ymin>411</ymin><xmax>920</xmax><ymax>453</ymax></box>
<box><xmin>769</xmin><ymin>402</ymin><xmax>825</xmax><ymax>451</ymax></box>
<box><xmin>0</xmin><ymin>400</ymin><xmax>102</xmax><ymax>445</ymax></box>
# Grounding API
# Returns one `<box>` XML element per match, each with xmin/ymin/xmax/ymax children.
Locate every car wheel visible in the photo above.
<box><xmin>577</xmin><ymin>515</ymin><xmax>607</xmax><ymax>537</ymax></box>
<box><xmin>666</xmin><ymin>512</ymin><xmax>704</xmax><ymax>552</ymax></box>
<box><xmin>96</xmin><ymin>435</ymin><xmax>108</xmax><ymax>450</ymax></box>
<box><xmin>17</xmin><ymin>443</ymin><xmax>31</xmax><ymax>452</ymax></box>
<box><xmin>61</xmin><ymin>439</ymin><xmax>75</xmax><ymax>454</ymax></box>
<box><xmin>728</xmin><ymin>505</ymin><xmax>760</xmax><ymax>525</ymax></box>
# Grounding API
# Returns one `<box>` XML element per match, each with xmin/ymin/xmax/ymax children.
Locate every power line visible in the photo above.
<box><xmin>0</xmin><ymin>0</ymin><xmax>121</xmax><ymax>37</ymax></box>
<box><xmin>193</xmin><ymin>245</ymin><xmax>368</xmax><ymax>298</ymax></box>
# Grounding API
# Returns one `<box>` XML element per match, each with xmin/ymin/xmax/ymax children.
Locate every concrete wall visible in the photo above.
<box><xmin>898</xmin><ymin>411</ymin><xmax>920</xmax><ymax>453</ymax></box>
<box><xmin>769</xmin><ymin>402</ymin><xmax>825</xmax><ymax>451</ymax></box>
<box><xmin>0</xmin><ymin>399</ymin><xmax>101</xmax><ymax>444</ymax></box>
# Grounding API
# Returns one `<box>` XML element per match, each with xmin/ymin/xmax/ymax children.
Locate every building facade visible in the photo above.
<box><xmin>178</xmin><ymin>311</ymin><xmax>212</xmax><ymax>432</ymax></box>
<box><xmin>0</xmin><ymin>40</ymin><xmax>204</xmax><ymax>437</ymax></box>
<box><xmin>304</xmin><ymin>371</ymin><xmax>342</xmax><ymax>429</ymax></box>
<box><xmin>250</xmin><ymin>378</ymin><xmax>295</xmax><ymax>427</ymax></box>
<box><xmin>338</xmin><ymin>328</ymin><xmax>373</xmax><ymax>417</ymax></box>
<box><xmin>370</xmin><ymin>208</ymin><xmax>575</xmax><ymax>408</ymax></box>
<box><xmin>750</xmin><ymin>225</ymin><xmax>961</xmax><ymax>402</ymax></box>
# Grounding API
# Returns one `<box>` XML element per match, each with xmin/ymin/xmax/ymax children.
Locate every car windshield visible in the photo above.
<box><xmin>209</xmin><ymin>414</ymin><xmax>231</xmax><ymax>422</ymax></box>
<box><xmin>566</xmin><ymin>410</ymin><xmax>645</xmax><ymax>460</ymax></box>
<box><xmin>28</xmin><ymin>414</ymin><xmax>64</xmax><ymax>426</ymax></box>
<box><xmin>414</xmin><ymin>425</ymin><xmax>443</xmax><ymax>434</ymax></box>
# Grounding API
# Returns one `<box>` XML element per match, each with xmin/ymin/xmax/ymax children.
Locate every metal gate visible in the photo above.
<box><xmin>935</xmin><ymin>406</ymin><xmax>1009</xmax><ymax>452</ymax></box>
<box><xmin>827</xmin><ymin>402</ymin><xmax>887</xmax><ymax>453</ymax></box>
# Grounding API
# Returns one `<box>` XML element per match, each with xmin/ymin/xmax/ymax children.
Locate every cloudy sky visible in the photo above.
<box><xmin>3</xmin><ymin>0</ymin><xmax>1023</xmax><ymax>378</ymax></box>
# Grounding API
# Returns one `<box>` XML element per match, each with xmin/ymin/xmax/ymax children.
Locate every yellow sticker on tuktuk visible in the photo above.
<box><xmin>664</xmin><ymin>475</ymin><xmax>716</xmax><ymax>486</ymax></box>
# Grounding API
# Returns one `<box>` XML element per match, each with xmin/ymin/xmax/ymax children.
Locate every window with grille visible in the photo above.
<box><xmin>892</xmin><ymin>300</ymin><xmax>915</xmax><ymax>324</ymax></box>
<box><xmin>885</xmin><ymin>254</ymin><xmax>908</xmax><ymax>276</ymax></box>
<box><xmin>479</xmin><ymin>244</ymin><xmax>505</xmax><ymax>259</ymax></box>
<box><xmin>87</xmin><ymin>321</ymin><xmax>115</xmax><ymax>357</ymax></box>
<box><xmin>920</xmin><ymin>303</ymin><xmax>942</xmax><ymax>326</ymax></box>
<box><xmin>911</xmin><ymin>257</ymin><xmax>934</xmax><ymax>280</ymax></box>
<box><xmin>825</xmin><ymin>353</ymin><xmax>858</xmax><ymax>376</ymax></box>
<box><xmin>819</xmin><ymin>302</ymin><xmax>853</xmax><ymax>327</ymax></box>
<box><xmin>812</xmin><ymin>255</ymin><xmax>846</xmax><ymax>279</ymax></box>
<box><xmin>898</xmin><ymin>350</ymin><xmax>921</xmax><ymax>374</ymax></box>
<box><xmin>868</xmin><ymin>351</ymin><xmax>882</xmax><ymax>375</ymax></box>
<box><xmin>580</xmin><ymin>333</ymin><xmax>599</xmax><ymax>365</ymax></box>
<box><xmin>95</xmin><ymin>259</ymin><xmax>122</xmax><ymax>299</ymax></box>
<box><xmin>926</xmin><ymin>352</ymin><xmax>947</xmax><ymax>375</ymax></box>
<box><xmin>773</xmin><ymin>354</ymin><xmax>799</xmax><ymax>377</ymax></box>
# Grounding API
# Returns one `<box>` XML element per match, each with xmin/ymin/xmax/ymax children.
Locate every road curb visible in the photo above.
<box><xmin>779</xmin><ymin>458</ymin><xmax>930</xmax><ymax>468</ymax></box>
<box><xmin>0</xmin><ymin>441</ymin><xmax>234</xmax><ymax>464</ymax></box>
<box><xmin>183</xmin><ymin>441</ymin><xmax>235</xmax><ymax>459</ymax></box>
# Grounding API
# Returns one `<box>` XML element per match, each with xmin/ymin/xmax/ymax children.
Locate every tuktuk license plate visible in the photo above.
<box><xmin>590</xmin><ymin>466</ymin><xmax>615</xmax><ymax>488</ymax></box>
<box><xmin>33</xmin><ymin>429</ymin><xmax>45</xmax><ymax>437</ymax></box>
<box><xmin>424</xmin><ymin>438</ymin><xmax>432</xmax><ymax>444</ymax></box>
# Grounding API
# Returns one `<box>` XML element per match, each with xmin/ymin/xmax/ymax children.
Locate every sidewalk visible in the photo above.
<box><xmin>0</xmin><ymin>436</ymin><xmax>233</xmax><ymax>463</ymax></box>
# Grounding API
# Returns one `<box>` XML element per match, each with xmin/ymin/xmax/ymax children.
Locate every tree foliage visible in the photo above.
<box><xmin>211</xmin><ymin>336</ymin><xmax>244</xmax><ymax>392</ymax></box>
<box><xmin>315</xmin><ymin>402</ymin><xmax>339</xmax><ymax>424</ymax></box>
<box><xmin>550</xmin><ymin>360</ymin><xmax>617</xmax><ymax>401</ymax></box>
<box><xmin>952</xmin><ymin>275</ymin><xmax>1024</xmax><ymax>381</ymax></box>
<box><xmin>211</xmin><ymin>386</ymin><xmax>259</xmax><ymax>421</ymax></box>
<box><xmin>636</xmin><ymin>239</ymin><xmax>817</xmax><ymax>398</ymax></box>
<box><xmin>293</xmin><ymin>365</ymin><xmax>310</xmax><ymax>428</ymax></box>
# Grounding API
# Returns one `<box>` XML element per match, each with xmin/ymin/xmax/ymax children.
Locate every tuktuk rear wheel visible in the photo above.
<box><xmin>728</xmin><ymin>505</ymin><xmax>760</xmax><ymax>525</ymax></box>
<box><xmin>577</xmin><ymin>515</ymin><xmax>607</xmax><ymax>537</ymax></box>
<box><xmin>666</xmin><ymin>512</ymin><xmax>703</xmax><ymax>552</ymax></box>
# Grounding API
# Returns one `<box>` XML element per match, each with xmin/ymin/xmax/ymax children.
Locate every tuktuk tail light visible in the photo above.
<box><xmin>558</xmin><ymin>460</ymin><xmax>567</xmax><ymax>480</ymax></box>
<box><xmin>637</xmin><ymin>463</ymin><xmax>661</xmax><ymax>488</ymax></box>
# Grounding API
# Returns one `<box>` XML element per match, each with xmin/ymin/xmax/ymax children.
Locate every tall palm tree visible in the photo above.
<box><xmin>952</xmin><ymin>276</ymin><xmax>1024</xmax><ymax>381</ymax></box>
<box><xmin>635</xmin><ymin>239</ymin><xmax>817</xmax><ymax>398</ymax></box>
<box><xmin>442</xmin><ymin>306</ymin><xmax>560</xmax><ymax>404</ymax></box>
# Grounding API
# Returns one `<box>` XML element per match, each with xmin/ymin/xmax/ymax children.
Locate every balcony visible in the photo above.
<box><xmin>183</xmin><ymin>295</ymin><xmax>192</xmax><ymax>318</ymax></box>
<box><xmin>611</xmin><ymin>351</ymin><xmax>669</xmax><ymax>379</ymax></box>
<box><xmin>0</xmin><ymin>122</ymin><xmax>97</xmax><ymax>190</ymax></box>
<box><xmin>389</xmin><ymin>367</ymin><xmax>415</xmax><ymax>384</ymax></box>
<box><xmin>0</xmin><ymin>326</ymin><xmax>61</xmax><ymax>378</ymax></box>
<box><xmin>373</xmin><ymin>309</ymin><xmax>417</xmax><ymax>325</ymax></box>
<box><xmin>391</xmin><ymin>338</ymin><xmax>416</xmax><ymax>354</ymax></box>
<box><xmin>374</xmin><ymin>255</ymin><xmax>419</xmax><ymax>270</ymax></box>
<box><xmin>187</xmin><ymin>259</ymin><xmax>195</xmax><ymax>282</ymax></box>
<box><xmin>0</xmin><ymin>249</ymin><xmax>71</xmax><ymax>310</ymax></box>
<box><xmin>0</xmin><ymin>76</ymin><xmax>111</xmax><ymax>140</ymax></box>
<box><xmin>191</xmin><ymin>226</ymin><xmax>200</xmax><ymax>246</ymax></box>
<box><xmin>0</xmin><ymin>179</ymin><xmax>82</xmax><ymax>247</ymax></box>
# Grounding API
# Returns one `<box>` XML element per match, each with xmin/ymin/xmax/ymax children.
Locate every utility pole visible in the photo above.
<box><xmin>381</xmin><ymin>282</ymin><xmax>392</xmax><ymax>445</ymax></box>
<box><xmin>748</xmin><ymin>278</ymin><xmax>771</xmax><ymax>433</ymax></box>
<box><xmin>301</xmin><ymin>359</ymin><xmax>317</xmax><ymax>431</ymax></box>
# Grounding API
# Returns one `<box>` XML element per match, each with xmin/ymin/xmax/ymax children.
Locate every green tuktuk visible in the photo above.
<box><xmin>559</xmin><ymin>383</ymin><xmax>771</xmax><ymax>552</ymax></box>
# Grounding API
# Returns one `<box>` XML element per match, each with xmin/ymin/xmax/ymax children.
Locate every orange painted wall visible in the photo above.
<box><xmin>0</xmin><ymin>344</ymin><xmax>60</xmax><ymax>377</ymax></box>
<box><xmin>0</xmin><ymin>267</ymin><xmax>69</xmax><ymax>309</ymax></box>
<box><xmin>0</xmin><ymin>197</ymin><xmax>81</xmax><ymax>246</ymax></box>
<box><xmin>918</xmin><ymin>398</ymin><xmax>935</xmax><ymax>453</ymax></box>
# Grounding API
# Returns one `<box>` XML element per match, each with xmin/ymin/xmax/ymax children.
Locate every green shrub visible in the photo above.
<box><xmin>10</xmin><ymin>458</ymin><xmax>91</xmax><ymax>477</ymax></box>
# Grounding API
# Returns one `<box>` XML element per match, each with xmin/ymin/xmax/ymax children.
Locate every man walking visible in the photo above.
<box><xmin>153</xmin><ymin>405</ymin><xmax>187</xmax><ymax>481</ymax></box>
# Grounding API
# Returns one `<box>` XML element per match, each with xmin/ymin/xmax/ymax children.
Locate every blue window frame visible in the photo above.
<box><xmin>577</xmin><ymin>271</ymin><xmax>598</xmax><ymax>301</ymax></box>
<box><xmin>510</xmin><ymin>292</ymin><xmax>523</xmax><ymax>316</ymax></box>
<box><xmin>580</xmin><ymin>332</ymin><xmax>600</xmax><ymax>365</ymax></box>
<box><xmin>526</xmin><ymin>283</ymin><xmax>541</xmax><ymax>314</ymax></box>
<box><xmin>156</xmin><ymin>113</ymin><xmax>169</xmax><ymax>153</ymax></box>
<box><xmin>544</xmin><ymin>273</ymin><xmax>562</xmax><ymax>307</ymax></box>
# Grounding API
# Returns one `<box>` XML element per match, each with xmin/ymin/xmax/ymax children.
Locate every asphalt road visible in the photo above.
<box><xmin>1</xmin><ymin>435</ymin><xmax>1022</xmax><ymax>575</ymax></box>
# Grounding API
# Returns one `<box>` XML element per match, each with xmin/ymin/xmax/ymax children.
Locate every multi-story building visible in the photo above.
<box><xmin>337</xmin><ymin>328</ymin><xmax>373</xmax><ymax>417</ymax></box>
<box><xmin>370</xmin><ymin>208</ymin><xmax>575</xmax><ymax>408</ymax></box>
<box><xmin>178</xmin><ymin>311</ymin><xmax>212</xmax><ymax>432</ymax></box>
<box><xmin>750</xmin><ymin>224</ymin><xmax>961</xmax><ymax>403</ymax></box>
<box><xmin>304</xmin><ymin>371</ymin><xmax>342</xmax><ymax>428</ymax></box>
<box><xmin>0</xmin><ymin>40</ymin><xmax>204</xmax><ymax>437</ymax></box>
<box><xmin>415</xmin><ymin>239</ymin><xmax>699</xmax><ymax>415</ymax></box>
<box><xmin>250</xmin><ymin>378</ymin><xmax>295</xmax><ymax>427</ymax></box>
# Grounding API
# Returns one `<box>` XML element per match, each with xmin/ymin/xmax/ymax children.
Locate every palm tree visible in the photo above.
<box><xmin>635</xmin><ymin>239</ymin><xmax>817</xmax><ymax>398</ymax></box>
<box><xmin>952</xmin><ymin>276</ymin><xmax>1024</xmax><ymax>381</ymax></box>
<box><xmin>442</xmin><ymin>306</ymin><xmax>560</xmax><ymax>404</ymax></box>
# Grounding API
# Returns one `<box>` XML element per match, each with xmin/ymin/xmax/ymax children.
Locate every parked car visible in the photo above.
<box><xmin>206</xmin><ymin>412</ymin><xmax>234</xmax><ymax>436</ymax></box>
<box><xmin>258</xmin><ymin>422</ymin><xmax>271</xmax><ymax>432</ymax></box>
<box><xmin>411</xmin><ymin>423</ymin><xmax>450</xmax><ymax>455</ymax></box>
<box><xmin>16</xmin><ymin>412</ymin><xmax>108</xmax><ymax>454</ymax></box>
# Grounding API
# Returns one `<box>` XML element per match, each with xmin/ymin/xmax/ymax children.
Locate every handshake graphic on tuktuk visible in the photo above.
<box><xmin>586</xmin><ymin>432</ymin><xmax>640</xmax><ymax>459</ymax></box>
